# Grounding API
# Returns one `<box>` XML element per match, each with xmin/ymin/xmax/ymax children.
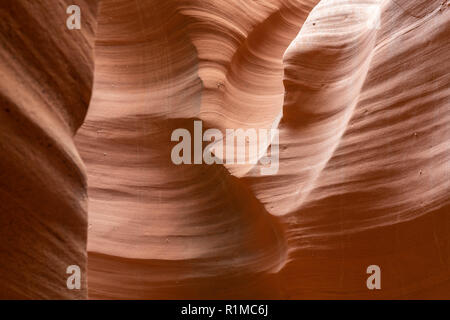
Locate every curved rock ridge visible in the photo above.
<box><xmin>0</xmin><ymin>1</ymin><xmax>98</xmax><ymax>298</ymax></box>
<box><xmin>189</xmin><ymin>0</ymin><xmax>321</xmax><ymax>175</ymax></box>
<box><xmin>76</xmin><ymin>0</ymin><xmax>315</xmax><ymax>299</ymax></box>
<box><xmin>246</xmin><ymin>0</ymin><xmax>382</xmax><ymax>215</ymax></box>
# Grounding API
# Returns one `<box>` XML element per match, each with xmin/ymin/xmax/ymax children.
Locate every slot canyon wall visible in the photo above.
<box><xmin>0</xmin><ymin>0</ymin><xmax>98</xmax><ymax>298</ymax></box>
<box><xmin>1</xmin><ymin>0</ymin><xmax>449</xmax><ymax>299</ymax></box>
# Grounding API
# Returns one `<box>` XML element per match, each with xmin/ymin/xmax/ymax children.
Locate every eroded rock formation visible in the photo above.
<box><xmin>1</xmin><ymin>0</ymin><xmax>449</xmax><ymax>299</ymax></box>
<box><xmin>0</xmin><ymin>0</ymin><xmax>98</xmax><ymax>298</ymax></box>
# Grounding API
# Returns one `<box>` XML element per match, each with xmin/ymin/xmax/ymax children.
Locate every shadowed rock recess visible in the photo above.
<box><xmin>1</xmin><ymin>0</ymin><xmax>449</xmax><ymax>299</ymax></box>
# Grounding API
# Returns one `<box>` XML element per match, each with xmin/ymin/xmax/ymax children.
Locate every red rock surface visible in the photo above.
<box><xmin>1</xmin><ymin>0</ymin><xmax>449</xmax><ymax>299</ymax></box>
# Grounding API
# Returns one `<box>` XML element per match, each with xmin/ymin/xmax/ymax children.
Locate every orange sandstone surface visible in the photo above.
<box><xmin>0</xmin><ymin>0</ymin><xmax>449</xmax><ymax>299</ymax></box>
